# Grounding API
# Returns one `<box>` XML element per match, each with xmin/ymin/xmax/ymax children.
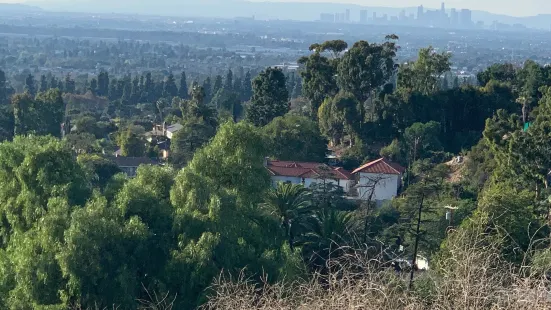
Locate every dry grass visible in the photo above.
<box><xmin>203</xmin><ymin>224</ymin><xmax>551</xmax><ymax>310</ymax></box>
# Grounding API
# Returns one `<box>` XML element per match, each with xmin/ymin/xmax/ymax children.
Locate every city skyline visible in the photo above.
<box><xmin>1</xmin><ymin>0</ymin><xmax>551</xmax><ymax>17</ymax></box>
<box><xmin>249</xmin><ymin>0</ymin><xmax>551</xmax><ymax>17</ymax></box>
<box><xmin>321</xmin><ymin>3</ymin><xmax>475</xmax><ymax>29</ymax></box>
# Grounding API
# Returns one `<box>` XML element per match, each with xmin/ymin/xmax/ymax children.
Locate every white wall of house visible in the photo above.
<box><xmin>271</xmin><ymin>176</ymin><xmax>352</xmax><ymax>193</ymax></box>
<box><xmin>272</xmin><ymin>176</ymin><xmax>302</xmax><ymax>187</ymax></box>
<box><xmin>356</xmin><ymin>172</ymin><xmax>400</xmax><ymax>202</ymax></box>
<box><xmin>166</xmin><ymin>131</ymin><xmax>176</xmax><ymax>140</ymax></box>
<box><xmin>304</xmin><ymin>178</ymin><xmax>339</xmax><ymax>188</ymax></box>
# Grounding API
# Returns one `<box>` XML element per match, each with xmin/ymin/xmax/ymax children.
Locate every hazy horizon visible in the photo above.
<box><xmin>1</xmin><ymin>0</ymin><xmax>551</xmax><ymax>17</ymax></box>
<box><xmin>249</xmin><ymin>0</ymin><xmax>551</xmax><ymax>17</ymax></box>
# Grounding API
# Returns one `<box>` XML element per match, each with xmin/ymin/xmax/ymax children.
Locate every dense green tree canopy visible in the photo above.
<box><xmin>337</xmin><ymin>37</ymin><xmax>398</xmax><ymax>103</ymax></box>
<box><xmin>1</xmin><ymin>35</ymin><xmax>551</xmax><ymax>309</ymax></box>
<box><xmin>246</xmin><ymin>67</ymin><xmax>289</xmax><ymax>126</ymax></box>
<box><xmin>13</xmin><ymin>89</ymin><xmax>65</xmax><ymax>137</ymax></box>
<box><xmin>170</xmin><ymin>118</ymin><xmax>216</xmax><ymax>168</ymax></box>
<box><xmin>263</xmin><ymin>114</ymin><xmax>328</xmax><ymax>162</ymax></box>
<box><xmin>298</xmin><ymin>48</ymin><xmax>338</xmax><ymax>117</ymax></box>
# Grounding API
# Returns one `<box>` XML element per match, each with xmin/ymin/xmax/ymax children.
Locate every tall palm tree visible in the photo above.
<box><xmin>263</xmin><ymin>182</ymin><xmax>312</xmax><ymax>251</ymax></box>
<box><xmin>299</xmin><ymin>209</ymin><xmax>354</xmax><ymax>270</ymax></box>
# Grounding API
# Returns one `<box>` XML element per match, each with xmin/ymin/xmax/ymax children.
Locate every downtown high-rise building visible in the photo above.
<box><xmin>460</xmin><ymin>9</ymin><xmax>472</xmax><ymax>27</ymax></box>
<box><xmin>450</xmin><ymin>8</ymin><xmax>458</xmax><ymax>26</ymax></box>
<box><xmin>440</xmin><ymin>2</ymin><xmax>449</xmax><ymax>25</ymax></box>
<box><xmin>399</xmin><ymin>10</ymin><xmax>406</xmax><ymax>21</ymax></box>
<box><xmin>320</xmin><ymin>13</ymin><xmax>335</xmax><ymax>23</ymax></box>
<box><xmin>345</xmin><ymin>9</ymin><xmax>350</xmax><ymax>22</ymax></box>
<box><xmin>360</xmin><ymin>10</ymin><xmax>368</xmax><ymax>23</ymax></box>
<box><xmin>417</xmin><ymin>5</ymin><xmax>424</xmax><ymax>21</ymax></box>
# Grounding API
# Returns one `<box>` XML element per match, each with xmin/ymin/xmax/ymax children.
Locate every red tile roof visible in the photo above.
<box><xmin>266</xmin><ymin>160</ymin><xmax>352</xmax><ymax>180</ymax></box>
<box><xmin>352</xmin><ymin>158</ymin><xmax>406</xmax><ymax>175</ymax></box>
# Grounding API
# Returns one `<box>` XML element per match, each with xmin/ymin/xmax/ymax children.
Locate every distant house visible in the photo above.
<box><xmin>144</xmin><ymin>127</ymin><xmax>165</xmax><ymax>142</ymax></box>
<box><xmin>145</xmin><ymin>123</ymin><xmax>184</xmax><ymax>141</ymax></box>
<box><xmin>351</xmin><ymin>158</ymin><xmax>405</xmax><ymax>202</ymax></box>
<box><xmin>111</xmin><ymin>156</ymin><xmax>157</xmax><ymax>178</ymax></box>
<box><xmin>265</xmin><ymin>159</ymin><xmax>353</xmax><ymax>192</ymax></box>
<box><xmin>166</xmin><ymin>123</ymin><xmax>183</xmax><ymax>140</ymax></box>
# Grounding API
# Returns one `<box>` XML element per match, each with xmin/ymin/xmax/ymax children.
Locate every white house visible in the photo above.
<box><xmin>165</xmin><ymin>123</ymin><xmax>183</xmax><ymax>140</ymax></box>
<box><xmin>265</xmin><ymin>160</ymin><xmax>353</xmax><ymax>192</ymax></box>
<box><xmin>351</xmin><ymin>158</ymin><xmax>405</xmax><ymax>202</ymax></box>
<box><xmin>145</xmin><ymin>123</ymin><xmax>184</xmax><ymax>141</ymax></box>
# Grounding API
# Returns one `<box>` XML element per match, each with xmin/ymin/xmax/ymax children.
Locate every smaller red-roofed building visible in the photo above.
<box><xmin>351</xmin><ymin>158</ymin><xmax>405</xmax><ymax>202</ymax></box>
<box><xmin>265</xmin><ymin>159</ymin><xmax>353</xmax><ymax>193</ymax></box>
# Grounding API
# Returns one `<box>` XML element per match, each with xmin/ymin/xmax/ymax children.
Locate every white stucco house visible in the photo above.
<box><xmin>265</xmin><ymin>159</ymin><xmax>353</xmax><ymax>192</ymax></box>
<box><xmin>165</xmin><ymin>123</ymin><xmax>183</xmax><ymax>140</ymax></box>
<box><xmin>351</xmin><ymin>158</ymin><xmax>405</xmax><ymax>203</ymax></box>
<box><xmin>145</xmin><ymin>123</ymin><xmax>184</xmax><ymax>142</ymax></box>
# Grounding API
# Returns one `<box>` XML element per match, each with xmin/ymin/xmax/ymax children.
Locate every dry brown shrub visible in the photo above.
<box><xmin>203</xmin><ymin>222</ymin><xmax>551</xmax><ymax>310</ymax></box>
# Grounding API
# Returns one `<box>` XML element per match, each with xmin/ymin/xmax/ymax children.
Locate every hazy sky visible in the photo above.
<box><xmin>3</xmin><ymin>0</ymin><xmax>551</xmax><ymax>17</ymax></box>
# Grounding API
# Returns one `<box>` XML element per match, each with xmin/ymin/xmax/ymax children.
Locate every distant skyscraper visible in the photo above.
<box><xmin>372</xmin><ymin>12</ymin><xmax>377</xmax><ymax>21</ymax></box>
<box><xmin>440</xmin><ymin>2</ymin><xmax>448</xmax><ymax>25</ymax></box>
<box><xmin>460</xmin><ymin>9</ymin><xmax>472</xmax><ymax>27</ymax></box>
<box><xmin>360</xmin><ymin>10</ymin><xmax>368</xmax><ymax>23</ymax></box>
<box><xmin>336</xmin><ymin>12</ymin><xmax>346</xmax><ymax>23</ymax></box>
<box><xmin>320</xmin><ymin>13</ymin><xmax>335</xmax><ymax>23</ymax></box>
<box><xmin>417</xmin><ymin>5</ymin><xmax>424</xmax><ymax>21</ymax></box>
<box><xmin>345</xmin><ymin>9</ymin><xmax>350</xmax><ymax>22</ymax></box>
<box><xmin>450</xmin><ymin>8</ymin><xmax>458</xmax><ymax>26</ymax></box>
<box><xmin>399</xmin><ymin>10</ymin><xmax>406</xmax><ymax>21</ymax></box>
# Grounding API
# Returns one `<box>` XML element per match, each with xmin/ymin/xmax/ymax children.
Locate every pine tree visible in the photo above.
<box><xmin>130</xmin><ymin>76</ymin><xmax>140</xmax><ymax>104</ymax></box>
<box><xmin>139</xmin><ymin>75</ymin><xmax>145</xmax><ymax>89</ymax></box>
<box><xmin>164</xmin><ymin>73</ymin><xmax>178</xmax><ymax>98</ymax></box>
<box><xmin>89</xmin><ymin>78</ymin><xmax>98</xmax><ymax>95</ymax></box>
<box><xmin>24</xmin><ymin>74</ymin><xmax>36</xmax><ymax>97</ymax></box>
<box><xmin>64</xmin><ymin>74</ymin><xmax>76</xmax><ymax>93</ymax></box>
<box><xmin>246</xmin><ymin>67</ymin><xmax>289</xmax><ymax>126</ymax></box>
<box><xmin>155</xmin><ymin>81</ymin><xmax>165</xmax><ymax>103</ymax></box>
<box><xmin>122</xmin><ymin>78</ymin><xmax>132</xmax><ymax>104</ymax></box>
<box><xmin>0</xmin><ymin>70</ymin><xmax>7</xmax><ymax>105</ymax></box>
<box><xmin>97</xmin><ymin>71</ymin><xmax>109</xmax><ymax>97</ymax></box>
<box><xmin>202</xmin><ymin>77</ymin><xmax>212</xmax><ymax>103</ymax></box>
<box><xmin>212</xmin><ymin>75</ymin><xmax>223</xmax><ymax>96</ymax></box>
<box><xmin>39</xmin><ymin>75</ymin><xmax>48</xmax><ymax>93</ymax></box>
<box><xmin>233</xmin><ymin>77</ymin><xmax>242</xmax><ymax>96</ymax></box>
<box><xmin>242</xmin><ymin>71</ymin><xmax>253</xmax><ymax>102</ymax></box>
<box><xmin>108</xmin><ymin>78</ymin><xmax>118</xmax><ymax>101</ymax></box>
<box><xmin>224</xmin><ymin>69</ymin><xmax>233</xmax><ymax>91</ymax></box>
<box><xmin>144</xmin><ymin>72</ymin><xmax>154</xmax><ymax>102</ymax></box>
<box><xmin>49</xmin><ymin>76</ymin><xmax>58</xmax><ymax>90</ymax></box>
<box><xmin>178</xmin><ymin>71</ymin><xmax>189</xmax><ymax>99</ymax></box>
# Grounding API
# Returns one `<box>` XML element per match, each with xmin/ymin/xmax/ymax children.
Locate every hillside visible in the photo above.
<box><xmin>0</xmin><ymin>3</ymin><xmax>43</xmax><ymax>14</ymax></box>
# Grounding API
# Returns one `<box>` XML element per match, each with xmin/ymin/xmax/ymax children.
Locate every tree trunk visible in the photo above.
<box><xmin>409</xmin><ymin>192</ymin><xmax>425</xmax><ymax>290</ymax></box>
<box><xmin>522</xmin><ymin>102</ymin><xmax>527</xmax><ymax>125</ymax></box>
<box><xmin>363</xmin><ymin>188</ymin><xmax>377</xmax><ymax>244</ymax></box>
